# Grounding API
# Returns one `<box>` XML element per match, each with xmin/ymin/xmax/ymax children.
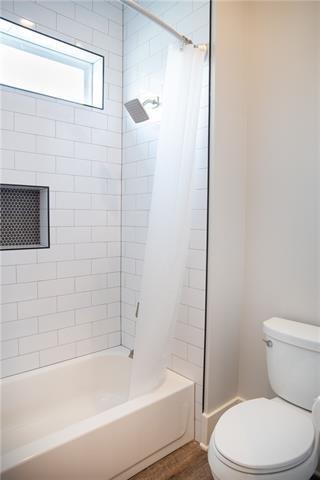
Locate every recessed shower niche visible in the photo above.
<box><xmin>0</xmin><ymin>184</ymin><xmax>49</xmax><ymax>250</ymax></box>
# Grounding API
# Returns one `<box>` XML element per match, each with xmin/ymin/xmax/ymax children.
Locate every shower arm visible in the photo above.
<box><xmin>142</xmin><ymin>97</ymin><xmax>160</xmax><ymax>109</ymax></box>
<box><xmin>119</xmin><ymin>0</ymin><xmax>193</xmax><ymax>47</ymax></box>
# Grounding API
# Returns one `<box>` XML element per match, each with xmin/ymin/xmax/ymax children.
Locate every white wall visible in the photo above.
<box><xmin>204</xmin><ymin>0</ymin><xmax>247</xmax><ymax>414</ymax></box>
<box><xmin>239</xmin><ymin>0</ymin><xmax>320</xmax><ymax>399</ymax></box>
<box><xmin>205</xmin><ymin>0</ymin><xmax>319</xmax><ymax>417</ymax></box>
<box><xmin>0</xmin><ymin>0</ymin><xmax>123</xmax><ymax>376</ymax></box>
<box><xmin>122</xmin><ymin>0</ymin><xmax>210</xmax><ymax>439</ymax></box>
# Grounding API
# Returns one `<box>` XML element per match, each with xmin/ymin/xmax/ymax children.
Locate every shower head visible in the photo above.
<box><xmin>124</xmin><ymin>99</ymin><xmax>149</xmax><ymax>123</ymax></box>
<box><xmin>124</xmin><ymin>96</ymin><xmax>160</xmax><ymax>124</ymax></box>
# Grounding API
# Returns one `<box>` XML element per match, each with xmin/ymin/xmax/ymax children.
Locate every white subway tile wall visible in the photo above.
<box><xmin>0</xmin><ymin>0</ymin><xmax>209</xmax><ymax>442</ymax></box>
<box><xmin>0</xmin><ymin>0</ymin><xmax>123</xmax><ymax>376</ymax></box>
<box><xmin>122</xmin><ymin>1</ymin><xmax>209</xmax><ymax>440</ymax></box>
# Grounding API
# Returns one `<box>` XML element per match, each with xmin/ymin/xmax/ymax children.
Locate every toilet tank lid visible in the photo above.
<box><xmin>263</xmin><ymin>318</ymin><xmax>320</xmax><ymax>352</ymax></box>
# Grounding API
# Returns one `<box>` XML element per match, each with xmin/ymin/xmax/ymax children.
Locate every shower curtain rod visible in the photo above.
<box><xmin>119</xmin><ymin>0</ymin><xmax>193</xmax><ymax>46</ymax></box>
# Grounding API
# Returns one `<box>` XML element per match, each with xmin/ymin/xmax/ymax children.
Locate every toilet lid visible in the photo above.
<box><xmin>213</xmin><ymin>398</ymin><xmax>315</xmax><ymax>473</ymax></box>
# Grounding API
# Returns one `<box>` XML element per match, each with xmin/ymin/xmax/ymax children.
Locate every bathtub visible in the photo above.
<box><xmin>0</xmin><ymin>347</ymin><xmax>194</xmax><ymax>480</ymax></box>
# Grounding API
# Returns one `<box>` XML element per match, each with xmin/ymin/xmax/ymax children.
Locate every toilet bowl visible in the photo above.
<box><xmin>208</xmin><ymin>398</ymin><xmax>319</xmax><ymax>480</ymax></box>
<box><xmin>208</xmin><ymin>318</ymin><xmax>320</xmax><ymax>480</ymax></box>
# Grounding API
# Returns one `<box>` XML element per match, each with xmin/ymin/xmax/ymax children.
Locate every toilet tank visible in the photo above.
<box><xmin>263</xmin><ymin>318</ymin><xmax>320</xmax><ymax>411</ymax></box>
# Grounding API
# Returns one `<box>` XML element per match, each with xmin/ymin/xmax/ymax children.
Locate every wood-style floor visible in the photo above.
<box><xmin>129</xmin><ymin>442</ymin><xmax>213</xmax><ymax>480</ymax></box>
<box><xmin>129</xmin><ymin>441</ymin><xmax>319</xmax><ymax>480</ymax></box>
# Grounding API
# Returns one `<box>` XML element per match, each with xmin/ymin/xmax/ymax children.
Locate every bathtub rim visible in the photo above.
<box><xmin>1</xmin><ymin>347</ymin><xmax>194</xmax><ymax>474</ymax></box>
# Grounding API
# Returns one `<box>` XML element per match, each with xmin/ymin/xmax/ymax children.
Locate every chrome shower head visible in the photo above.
<box><xmin>124</xmin><ymin>97</ymin><xmax>160</xmax><ymax>124</ymax></box>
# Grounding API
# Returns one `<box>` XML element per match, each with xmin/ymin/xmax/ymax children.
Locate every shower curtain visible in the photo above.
<box><xmin>130</xmin><ymin>43</ymin><xmax>206</xmax><ymax>398</ymax></box>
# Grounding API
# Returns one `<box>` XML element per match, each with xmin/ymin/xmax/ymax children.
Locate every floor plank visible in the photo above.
<box><xmin>129</xmin><ymin>441</ymin><xmax>319</xmax><ymax>480</ymax></box>
<box><xmin>129</xmin><ymin>442</ymin><xmax>212</xmax><ymax>480</ymax></box>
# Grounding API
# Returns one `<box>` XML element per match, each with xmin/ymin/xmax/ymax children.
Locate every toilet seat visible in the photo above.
<box><xmin>213</xmin><ymin>398</ymin><xmax>315</xmax><ymax>475</ymax></box>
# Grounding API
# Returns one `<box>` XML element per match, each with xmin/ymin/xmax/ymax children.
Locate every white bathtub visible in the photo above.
<box><xmin>0</xmin><ymin>347</ymin><xmax>194</xmax><ymax>480</ymax></box>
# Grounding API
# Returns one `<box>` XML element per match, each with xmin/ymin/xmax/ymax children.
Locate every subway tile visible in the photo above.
<box><xmin>175</xmin><ymin>321</ymin><xmax>205</xmax><ymax>349</ymax></box>
<box><xmin>1</xmin><ymin>110</ymin><xmax>14</xmax><ymax>130</ymax></box>
<box><xmin>58</xmin><ymin>323</ymin><xmax>91</xmax><ymax>344</ymax></box>
<box><xmin>1</xmin><ymin>352</ymin><xmax>39</xmax><ymax>377</ymax></box>
<box><xmin>188</xmin><ymin>307</ymin><xmax>205</xmax><ymax>330</ymax></box>
<box><xmin>92</xmin><ymin>226</ymin><xmax>120</xmax><ymax>242</ymax></box>
<box><xmin>93</xmin><ymin>30</ymin><xmax>122</xmax><ymax>55</ymax></box>
<box><xmin>0</xmin><ymin>168</ymin><xmax>36</xmax><ymax>185</ymax></box>
<box><xmin>171</xmin><ymin>355</ymin><xmax>203</xmax><ymax>385</ymax></box>
<box><xmin>75</xmin><ymin>243</ymin><xmax>107</xmax><ymax>259</ymax></box>
<box><xmin>171</xmin><ymin>338</ymin><xmax>188</xmax><ymax>360</ymax></box>
<box><xmin>14</xmin><ymin>1</ymin><xmax>57</xmax><ymax>29</ymax></box>
<box><xmin>15</xmin><ymin>113</ymin><xmax>55</xmax><ymax>136</ymax></box>
<box><xmin>108</xmin><ymin>302</ymin><xmax>120</xmax><ymax>318</ymax></box>
<box><xmin>75</xmin><ymin>274</ymin><xmax>107</xmax><ymax>292</ymax></box>
<box><xmin>19</xmin><ymin>331</ymin><xmax>57</xmax><ymax>354</ymax></box>
<box><xmin>57</xmin><ymin>227</ymin><xmax>91</xmax><ymax>244</ymax></box>
<box><xmin>92</xmin><ymin>316</ymin><xmax>120</xmax><ymax>336</ymax></box>
<box><xmin>76</xmin><ymin>304</ymin><xmax>107</xmax><ymax>325</ymax></box>
<box><xmin>0</xmin><ymin>266</ymin><xmax>16</xmax><ymax>285</ymax></box>
<box><xmin>37</xmin><ymin>99</ymin><xmax>74</xmax><ymax>122</ymax></box>
<box><xmin>55</xmin><ymin>192</ymin><xmax>91</xmax><ymax>209</ymax></box>
<box><xmin>56</xmin><ymin>157</ymin><xmax>91</xmax><ymax>176</ymax></box>
<box><xmin>181</xmin><ymin>287</ymin><xmax>205</xmax><ymax>310</ymax></box>
<box><xmin>1</xmin><ymin>283</ymin><xmax>37</xmax><ymax>303</ymax></box>
<box><xmin>92</xmin><ymin>194</ymin><xmax>121</xmax><ymax>211</ymax></box>
<box><xmin>40</xmin><ymin>0</ymin><xmax>75</xmax><ymax>18</ymax></box>
<box><xmin>2</xmin><ymin>317</ymin><xmax>38</xmax><ymax>340</ymax></box>
<box><xmin>189</xmin><ymin>269</ymin><xmax>206</xmax><ymax>290</ymax></box>
<box><xmin>74</xmin><ymin>142</ymin><xmax>108</xmax><ymax>162</ymax></box>
<box><xmin>37</xmin><ymin>173</ymin><xmax>74</xmax><ymax>192</ymax></box>
<box><xmin>76</xmin><ymin>334</ymin><xmax>108</xmax><ymax>356</ymax></box>
<box><xmin>92</xmin><ymin>161</ymin><xmax>121</xmax><ymax>179</ymax></box>
<box><xmin>91</xmin><ymin>287</ymin><xmax>119</xmax><ymax>305</ymax></box>
<box><xmin>1</xmin><ymin>303</ymin><xmax>17</xmax><ymax>323</ymax></box>
<box><xmin>1</xmin><ymin>131</ymin><xmax>36</xmax><ymax>152</ymax></box>
<box><xmin>57</xmin><ymin>259</ymin><xmax>92</xmax><ymax>278</ymax></box>
<box><xmin>56</xmin><ymin>122</ymin><xmax>91</xmax><ymax>143</ymax></box>
<box><xmin>18</xmin><ymin>298</ymin><xmax>56</xmax><ymax>319</ymax></box>
<box><xmin>40</xmin><ymin>343</ymin><xmax>76</xmax><ymax>367</ymax></box>
<box><xmin>39</xmin><ymin>311</ymin><xmax>75</xmax><ymax>332</ymax></box>
<box><xmin>188</xmin><ymin>345</ymin><xmax>204</xmax><ymax>367</ymax></box>
<box><xmin>75</xmin><ymin>210</ymin><xmax>107</xmax><ymax>226</ymax></box>
<box><xmin>57</xmin><ymin>292</ymin><xmax>91</xmax><ymax>312</ymax></box>
<box><xmin>108</xmin><ymin>331</ymin><xmax>121</xmax><ymax>347</ymax></box>
<box><xmin>17</xmin><ymin>263</ymin><xmax>56</xmax><ymax>283</ymax></box>
<box><xmin>1</xmin><ymin>91</ymin><xmax>36</xmax><ymax>114</ymax></box>
<box><xmin>50</xmin><ymin>210</ymin><xmax>74</xmax><ymax>227</ymax></box>
<box><xmin>37</xmin><ymin>136</ymin><xmax>74</xmax><ymax>157</ymax></box>
<box><xmin>109</xmin><ymin>20</ymin><xmax>122</xmax><ymax>40</ymax></box>
<box><xmin>38</xmin><ymin>277</ymin><xmax>74</xmax><ymax>298</ymax></box>
<box><xmin>15</xmin><ymin>152</ymin><xmax>55</xmax><ymax>173</ymax></box>
<box><xmin>92</xmin><ymin>257</ymin><xmax>120</xmax><ymax>274</ymax></box>
<box><xmin>1</xmin><ymin>339</ymin><xmax>19</xmax><ymax>360</ymax></box>
<box><xmin>74</xmin><ymin>109</ymin><xmax>108</xmax><ymax>129</ymax></box>
<box><xmin>94</xmin><ymin>1</ymin><xmax>122</xmax><ymax>24</ymax></box>
<box><xmin>75</xmin><ymin>4</ymin><xmax>108</xmax><ymax>33</ymax></box>
<box><xmin>38</xmin><ymin>244</ymin><xmax>74</xmax><ymax>263</ymax></box>
<box><xmin>57</xmin><ymin>15</ymin><xmax>92</xmax><ymax>43</ymax></box>
<box><xmin>92</xmin><ymin>129</ymin><xmax>121</xmax><ymax>149</ymax></box>
<box><xmin>74</xmin><ymin>177</ymin><xmax>107</xmax><ymax>194</ymax></box>
<box><xmin>0</xmin><ymin>150</ymin><xmax>14</xmax><ymax>169</ymax></box>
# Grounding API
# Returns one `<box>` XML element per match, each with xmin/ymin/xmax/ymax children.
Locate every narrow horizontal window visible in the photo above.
<box><xmin>0</xmin><ymin>18</ymin><xmax>104</xmax><ymax>108</ymax></box>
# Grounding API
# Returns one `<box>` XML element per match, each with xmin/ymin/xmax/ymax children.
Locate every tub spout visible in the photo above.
<box><xmin>129</xmin><ymin>349</ymin><xmax>134</xmax><ymax>359</ymax></box>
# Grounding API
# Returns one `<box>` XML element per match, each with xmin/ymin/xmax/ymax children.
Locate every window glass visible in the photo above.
<box><xmin>0</xmin><ymin>18</ymin><xmax>104</xmax><ymax>108</ymax></box>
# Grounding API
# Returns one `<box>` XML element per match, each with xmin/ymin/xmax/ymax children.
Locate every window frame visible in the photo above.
<box><xmin>0</xmin><ymin>17</ymin><xmax>105</xmax><ymax>110</ymax></box>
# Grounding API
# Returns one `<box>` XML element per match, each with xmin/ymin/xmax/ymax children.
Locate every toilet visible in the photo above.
<box><xmin>208</xmin><ymin>317</ymin><xmax>320</xmax><ymax>480</ymax></box>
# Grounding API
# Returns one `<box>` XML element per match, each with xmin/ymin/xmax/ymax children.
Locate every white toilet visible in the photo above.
<box><xmin>208</xmin><ymin>317</ymin><xmax>320</xmax><ymax>480</ymax></box>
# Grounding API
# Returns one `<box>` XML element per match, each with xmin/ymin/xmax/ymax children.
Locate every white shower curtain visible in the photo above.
<box><xmin>130</xmin><ymin>44</ymin><xmax>206</xmax><ymax>398</ymax></box>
